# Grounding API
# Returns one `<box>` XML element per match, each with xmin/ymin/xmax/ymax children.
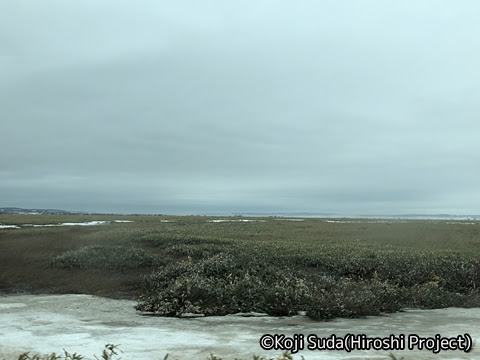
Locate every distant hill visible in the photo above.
<box><xmin>1</xmin><ymin>207</ymin><xmax>478</xmax><ymax>220</ymax></box>
<box><xmin>0</xmin><ymin>207</ymin><xmax>84</xmax><ymax>215</ymax></box>
<box><xmin>232</xmin><ymin>212</ymin><xmax>480</xmax><ymax>220</ymax></box>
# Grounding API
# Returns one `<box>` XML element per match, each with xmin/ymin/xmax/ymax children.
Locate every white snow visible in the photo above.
<box><xmin>0</xmin><ymin>303</ymin><xmax>27</xmax><ymax>309</ymax></box>
<box><xmin>275</xmin><ymin>218</ymin><xmax>305</xmax><ymax>221</ymax></box>
<box><xmin>114</xmin><ymin>220</ymin><xmax>134</xmax><ymax>223</ymax></box>
<box><xmin>208</xmin><ymin>219</ymin><xmax>266</xmax><ymax>223</ymax></box>
<box><xmin>323</xmin><ymin>220</ymin><xmax>408</xmax><ymax>224</ymax></box>
<box><xmin>32</xmin><ymin>221</ymin><xmax>110</xmax><ymax>227</ymax></box>
<box><xmin>0</xmin><ymin>294</ymin><xmax>478</xmax><ymax>360</ymax></box>
<box><xmin>60</xmin><ymin>221</ymin><xmax>110</xmax><ymax>226</ymax></box>
<box><xmin>0</xmin><ymin>224</ymin><xmax>20</xmax><ymax>229</ymax></box>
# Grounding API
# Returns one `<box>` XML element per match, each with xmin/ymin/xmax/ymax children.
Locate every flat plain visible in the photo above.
<box><xmin>2</xmin><ymin>214</ymin><xmax>480</xmax><ymax>359</ymax></box>
<box><xmin>1</xmin><ymin>214</ymin><xmax>479</xmax><ymax>319</ymax></box>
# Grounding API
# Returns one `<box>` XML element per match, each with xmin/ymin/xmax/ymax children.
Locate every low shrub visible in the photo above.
<box><xmin>39</xmin><ymin>218</ymin><xmax>480</xmax><ymax>320</ymax></box>
<box><xmin>135</xmin><ymin>253</ymin><xmax>406</xmax><ymax>319</ymax></box>
<box><xmin>13</xmin><ymin>344</ymin><xmax>123</xmax><ymax>360</ymax></box>
<box><xmin>135</xmin><ymin>254</ymin><xmax>313</xmax><ymax>316</ymax></box>
<box><xmin>49</xmin><ymin>245</ymin><xmax>156</xmax><ymax>271</ymax></box>
<box><xmin>136</xmin><ymin>232</ymin><xmax>220</xmax><ymax>248</ymax></box>
<box><xmin>136</xmin><ymin>247</ymin><xmax>480</xmax><ymax>320</ymax></box>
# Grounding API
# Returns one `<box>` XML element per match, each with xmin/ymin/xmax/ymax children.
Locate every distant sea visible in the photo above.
<box><xmin>227</xmin><ymin>213</ymin><xmax>480</xmax><ymax>220</ymax></box>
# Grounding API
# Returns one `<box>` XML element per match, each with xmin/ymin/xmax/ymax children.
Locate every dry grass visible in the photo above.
<box><xmin>1</xmin><ymin>214</ymin><xmax>480</xmax><ymax>310</ymax></box>
<box><xmin>0</xmin><ymin>216</ymin><xmax>149</xmax><ymax>298</ymax></box>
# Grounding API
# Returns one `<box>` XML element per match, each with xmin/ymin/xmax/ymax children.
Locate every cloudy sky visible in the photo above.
<box><xmin>1</xmin><ymin>1</ymin><xmax>480</xmax><ymax>215</ymax></box>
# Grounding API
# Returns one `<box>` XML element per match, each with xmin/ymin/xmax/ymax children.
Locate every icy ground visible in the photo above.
<box><xmin>0</xmin><ymin>295</ymin><xmax>479</xmax><ymax>359</ymax></box>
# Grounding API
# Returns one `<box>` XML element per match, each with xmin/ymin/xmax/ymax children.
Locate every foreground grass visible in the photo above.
<box><xmin>1</xmin><ymin>215</ymin><xmax>480</xmax><ymax>319</ymax></box>
<box><xmin>7</xmin><ymin>344</ymin><xmax>405</xmax><ymax>360</ymax></box>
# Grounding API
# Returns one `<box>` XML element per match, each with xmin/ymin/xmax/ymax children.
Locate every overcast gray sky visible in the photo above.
<box><xmin>1</xmin><ymin>1</ymin><xmax>480</xmax><ymax>215</ymax></box>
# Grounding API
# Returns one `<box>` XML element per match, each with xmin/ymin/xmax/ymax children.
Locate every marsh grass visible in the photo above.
<box><xmin>1</xmin><ymin>215</ymin><xmax>480</xmax><ymax>315</ymax></box>
<box><xmin>10</xmin><ymin>344</ymin><xmax>123</xmax><ymax>360</ymax></box>
<box><xmin>49</xmin><ymin>245</ymin><xmax>158</xmax><ymax>270</ymax></box>
<box><xmin>4</xmin><ymin>346</ymin><xmax>421</xmax><ymax>360</ymax></box>
<box><xmin>135</xmin><ymin>224</ymin><xmax>480</xmax><ymax>318</ymax></box>
<box><xmin>7</xmin><ymin>345</ymin><xmax>403</xmax><ymax>360</ymax></box>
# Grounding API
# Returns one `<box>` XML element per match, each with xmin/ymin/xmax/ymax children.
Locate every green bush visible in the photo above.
<box><xmin>41</xmin><ymin>218</ymin><xmax>480</xmax><ymax>320</ymax></box>
<box><xmin>135</xmin><ymin>254</ymin><xmax>313</xmax><ymax>316</ymax></box>
<box><xmin>135</xmin><ymin>245</ymin><xmax>480</xmax><ymax>320</ymax></box>
<box><xmin>136</xmin><ymin>232</ymin><xmax>220</xmax><ymax>248</ymax></box>
<box><xmin>135</xmin><ymin>253</ymin><xmax>405</xmax><ymax>319</ymax></box>
<box><xmin>49</xmin><ymin>245</ymin><xmax>156</xmax><ymax>271</ymax></box>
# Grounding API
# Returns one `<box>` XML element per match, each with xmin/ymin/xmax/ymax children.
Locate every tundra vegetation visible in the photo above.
<box><xmin>6</xmin><ymin>344</ymin><xmax>406</xmax><ymax>360</ymax></box>
<box><xmin>1</xmin><ymin>214</ymin><xmax>479</xmax><ymax>319</ymax></box>
<box><xmin>1</xmin><ymin>215</ymin><xmax>478</xmax><ymax>359</ymax></box>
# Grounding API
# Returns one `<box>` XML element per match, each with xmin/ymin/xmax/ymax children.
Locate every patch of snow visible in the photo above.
<box><xmin>32</xmin><ymin>221</ymin><xmax>110</xmax><ymax>227</ymax></box>
<box><xmin>179</xmin><ymin>312</ymin><xmax>205</xmax><ymax>318</ymax></box>
<box><xmin>323</xmin><ymin>220</ymin><xmax>408</xmax><ymax>224</ymax></box>
<box><xmin>275</xmin><ymin>218</ymin><xmax>305</xmax><ymax>221</ymax></box>
<box><xmin>0</xmin><ymin>224</ymin><xmax>20</xmax><ymax>229</ymax></box>
<box><xmin>114</xmin><ymin>220</ymin><xmax>134</xmax><ymax>223</ymax></box>
<box><xmin>1</xmin><ymin>294</ymin><xmax>479</xmax><ymax>360</ymax></box>
<box><xmin>60</xmin><ymin>221</ymin><xmax>110</xmax><ymax>226</ymax></box>
<box><xmin>160</xmin><ymin>220</ymin><xmax>176</xmax><ymax>222</ymax></box>
<box><xmin>208</xmin><ymin>219</ymin><xmax>266</xmax><ymax>223</ymax></box>
<box><xmin>0</xmin><ymin>303</ymin><xmax>27</xmax><ymax>309</ymax></box>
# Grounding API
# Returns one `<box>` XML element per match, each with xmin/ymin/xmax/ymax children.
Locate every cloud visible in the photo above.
<box><xmin>1</xmin><ymin>1</ymin><xmax>480</xmax><ymax>214</ymax></box>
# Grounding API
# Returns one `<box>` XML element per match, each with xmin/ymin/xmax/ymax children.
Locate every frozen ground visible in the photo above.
<box><xmin>1</xmin><ymin>221</ymin><xmax>115</xmax><ymax>228</ymax></box>
<box><xmin>0</xmin><ymin>295</ymin><xmax>479</xmax><ymax>360</ymax></box>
